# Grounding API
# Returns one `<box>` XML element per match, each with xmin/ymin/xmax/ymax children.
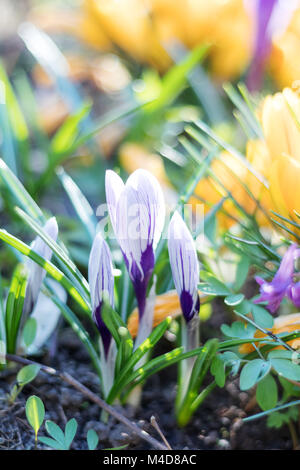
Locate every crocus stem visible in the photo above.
<box><xmin>176</xmin><ymin>316</ymin><xmax>200</xmax><ymax>411</ymax></box>
<box><xmin>99</xmin><ymin>339</ymin><xmax>116</xmax><ymax>399</ymax></box>
<box><xmin>177</xmin><ymin>380</ymin><xmax>217</xmax><ymax>428</ymax></box>
<box><xmin>126</xmin><ymin>284</ymin><xmax>157</xmax><ymax>409</ymax></box>
<box><xmin>134</xmin><ymin>277</ymin><xmax>157</xmax><ymax>350</ymax></box>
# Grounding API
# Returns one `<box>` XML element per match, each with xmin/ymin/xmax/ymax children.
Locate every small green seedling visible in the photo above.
<box><xmin>9</xmin><ymin>364</ymin><xmax>40</xmax><ymax>404</ymax></box>
<box><xmin>25</xmin><ymin>395</ymin><xmax>45</xmax><ymax>445</ymax></box>
<box><xmin>39</xmin><ymin>418</ymin><xmax>78</xmax><ymax>450</ymax></box>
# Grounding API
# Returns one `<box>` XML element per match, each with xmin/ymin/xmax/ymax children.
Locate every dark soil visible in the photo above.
<box><xmin>0</xmin><ymin>325</ymin><xmax>294</xmax><ymax>451</ymax></box>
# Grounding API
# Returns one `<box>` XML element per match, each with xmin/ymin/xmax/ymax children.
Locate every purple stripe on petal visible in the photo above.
<box><xmin>88</xmin><ymin>232</ymin><xmax>114</xmax><ymax>357</ymax></box>
<box><xmin>180</xmin><ymin>290</ymin><xmax>200</xmax><ymax>323</ymax></box>
<box><xmin>168</xmin><ymin>211</ymin><xmax>200</xmax><ymax>323</ymax></box>
<box><xmin>105</xmin><ymin>169</ymin><xmax>165</xmax><ymax>321</ymax></box>
<box><xmin>124</xmin><ymin>244</ymin><xmax>155</xmax><ymax>319</ymax></box>
<box><xmin>94</xmin><ymin>304</ymin><xmax>112</xmax><ymax>357</ymax></box>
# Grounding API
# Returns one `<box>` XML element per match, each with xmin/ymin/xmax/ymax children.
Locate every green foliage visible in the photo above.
<box><xmin>256</xmin><ymin>374</ymin><xmax>278</xmax><ymax>411</ymax></box>
<box><xmin>39</xmin><ymin>418</ymin><xmax>78</xmax><ymax>450</ymax></box>
<box><xmin>199</xmin><ymin>272</ymin><xmax>231</xmax><ymax>296</ymax></box>
<box><xmin>26</xmin><ymin>396</ymin><xmax>45</xmax><ymax>442</ymax></box>
<box><xmin>17</xmin><ymin>364</ymin><xmax>40</xmax><ymax>386</ymax></box>
<box><xmin>5</xmin><ymin>263</ymin><xmax>28</xmax><ymax>354</ymax></box>
<box><xmin>22</xmin><ymin>318</ymin><xmax>37</xmax><ymax>347</ymax></box>
<box><xmin>176</xmin><ymin>338</ymin><xmax>219</xmax><ymax>427</ymax></box>
<box><xmin>8</xmin><ymin>364</ymin><xmax>41</xmax><ymax>404</ymax></box>
<box><xmin>239</xmin><ymin>359</ymin><xmax>271</xmax><ymax>391</ymax></box>
<box><xmin>267</xmin><ymin>407</ymin><xmax>299</xmax><ymax>429</ymax></box>
<box><xmin>87</xmin><ymin>429</ymin><xmax>99</xmax><ymax>451</ymax></box>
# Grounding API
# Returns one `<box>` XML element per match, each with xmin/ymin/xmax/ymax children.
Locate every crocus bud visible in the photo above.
<box><xmin>254</xmin><ymin>243</ymin><xmax>300</xmax><ymax>313</ymax></box>
<box><xmin>105</xmin><ymin>169</ymin><xmax>165</xmax><ymax>319</ymax></box>
<box><xmin>88</xmin><ymin>232</ymin><xmax>114</xmax><ymax>356</ymax></box>
<box><xmin>24</xmin><ymin>217</ymin><xmax>58</xmax><ymax>314</ymax></box>
<box><xmin>168</xmin><ymin>211</ymin><xmax>200</xmax><ymax>323</ymax></box>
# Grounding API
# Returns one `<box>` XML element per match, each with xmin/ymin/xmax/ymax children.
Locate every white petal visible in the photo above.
<box><xmin>105</xmin><ymin>170</ymin><xmax>125</xmax><ymax>234</ymax></box>
<box><xmin>168</xmin><ymin>211</ymin><xmax>199</xmax><ymax>296</ymax></box>
<box><xmin>126</xmin><ymin>169</ymin><xmax>165</xmax><ymax>249</ymax></box>
<box><xmin>115</xmin><ymin>169</ymin><xmax>165</xmax><ymax>275</ymax></box>
<box><xmin>25</xmin><ymin>217</ymin><xmax>58</xmax><ymax>310</ymax></box>
<box><xmin>88</xmin><ymin>232</ymin><xmax>114</xmax><ymax>314</ymax></box>
<box><xmin>26</xmin><ymin>279</ymin><xmax>66</xmax><ymax>355</ymax></box>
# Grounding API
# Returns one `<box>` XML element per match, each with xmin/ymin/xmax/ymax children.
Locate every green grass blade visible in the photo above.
<box><xmin>56</xmin><ymin>167</ymin><xmax>97</xmax><ymax>242</ymax></box>
<box><xmin>15</xmin><ymin>206</ymin><xmax>90</xmax><ymax>299</ymax></box>
<box><xmin>44</xmin><ymin>280</ymin><xmax>101</xmax><ymax>378</ymax></box>
<box><xmin>0</xmin><ymin>158</ymin><xmax>44</xmax><ymax>220</ymax></box>
<box><xmin>223</xmin><ymin>82</ymin><xmax>262</xmax><ymax>138</ymax></box>
<box><xmin>194</xmin><ymin>120</ymin><xmax>268</xmax><ymax>187</ymax></box>
<box><xmin>5</xmin><ymin>264</ymin><xmax>28</xmax><ymax>353</ymax></box>
<box><xmin>0</xmin><ymin>229</ymin><xmax>90</xmax><ymax>313</ymax></box>
<box><xmin>145</xmin><ymin>44</ymin><xmax>209</xmax><ymax>114</ymax></box>
<box><xmin>106</xmin><ymin>317</ymin><xmax>172</xmax><ymax>403</ymax></box>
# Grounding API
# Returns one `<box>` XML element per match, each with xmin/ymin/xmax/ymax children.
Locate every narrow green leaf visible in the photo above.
<box><xmin>0</xmin><ymin>229</ymin><xmax>90</xmax><ymax>313</ymax></box>
<box><xmin>0</xmin><ymin>159</ymin><xmax>43</xmax><ymax>221</ymax></box>
<box><xmin>56</xmin><ymin>167</ymin><xmax>97</xmax><ymax>242</ymax></box>
<box><xmin>5</xmin><ymin>263</ymin><xmax>28</xmax><ymax>353</ymax></box>
<box><xmin>107</xmin><ymin>317</ymin><xmax>172</xmax><ymax>403</ymax></box>
<box><xmin>15</xmin><ymin>206</ymin><xmax>90</xmax><ymax>299</ymax></box>
<box><xmin>145</xmin><ymin>44</ymin><xmax>209</xmax><ymax>113</ymax></box>
<box><xmin>51</xmin><ymin>103</ymin><xmax>91</xmax><ymax>154</ymax></box>
<box><xmin>210</xmin><ymin>355</ymin><xmax>226</xmax><ymax>387</ymax></box>
<box><xmin>45</xmin><ymin>282</ymin><xmax>101</xmax><ymax>378</ymax></box>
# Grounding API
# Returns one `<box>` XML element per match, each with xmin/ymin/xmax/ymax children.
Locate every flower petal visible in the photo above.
<box><xmin>105</xmin><ymin>170</ymin><xmax>125</xmax><ymax>234</ymax></box>
<box><xmin>168</xmin><ymin>211</ymin><xmax>200</xmax><ymax>322</ymax></box>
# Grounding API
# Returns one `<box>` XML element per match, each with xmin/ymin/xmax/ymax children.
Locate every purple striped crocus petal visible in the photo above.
<box><xmin>254</xmin><ymin>244</ymin><xmax>299</xmax><ymax>313</ymax></box>
<box><xmin>88</xmin><ymin>232</ymin><xmax>114</xmax><ymax>356</ymax></box>
<box><xmin>247</xmin><ymin>0</ymin><xmax>278</xmax><ymax>91</ymax></box>
<box><xmin>168</xmin><ymin>211</ymin><xmax>200</xmax><ymax>323</ymax></box>
<box><xmin>25</xmin><ymin>217</ymin><xmax>58</xmax><ymax>314</ymax></box>
<box><xmin>106</xmin><ymin>169</ymin><xmax>165</xmax><ymax>319</ymax></box>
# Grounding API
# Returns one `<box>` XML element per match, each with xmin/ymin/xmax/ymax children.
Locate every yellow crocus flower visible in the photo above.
<box><xmin>269</xmin><ymin>8</ymin><xmax>300</xmax><ymax>89</ymax></box>
<box><xmin>32</xmin><ymin>0</ymin><xmax>252</xmax><ymax>80</ymax></box>
<box><xmin>258</xmin><ymin>88</ymin><xmax>300</xmax><ymax>220</ymax></box>
<box><xmin>260</xmin><ymin>88</ymin><xmax>300</xmax><ymax>163</ymax></box>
